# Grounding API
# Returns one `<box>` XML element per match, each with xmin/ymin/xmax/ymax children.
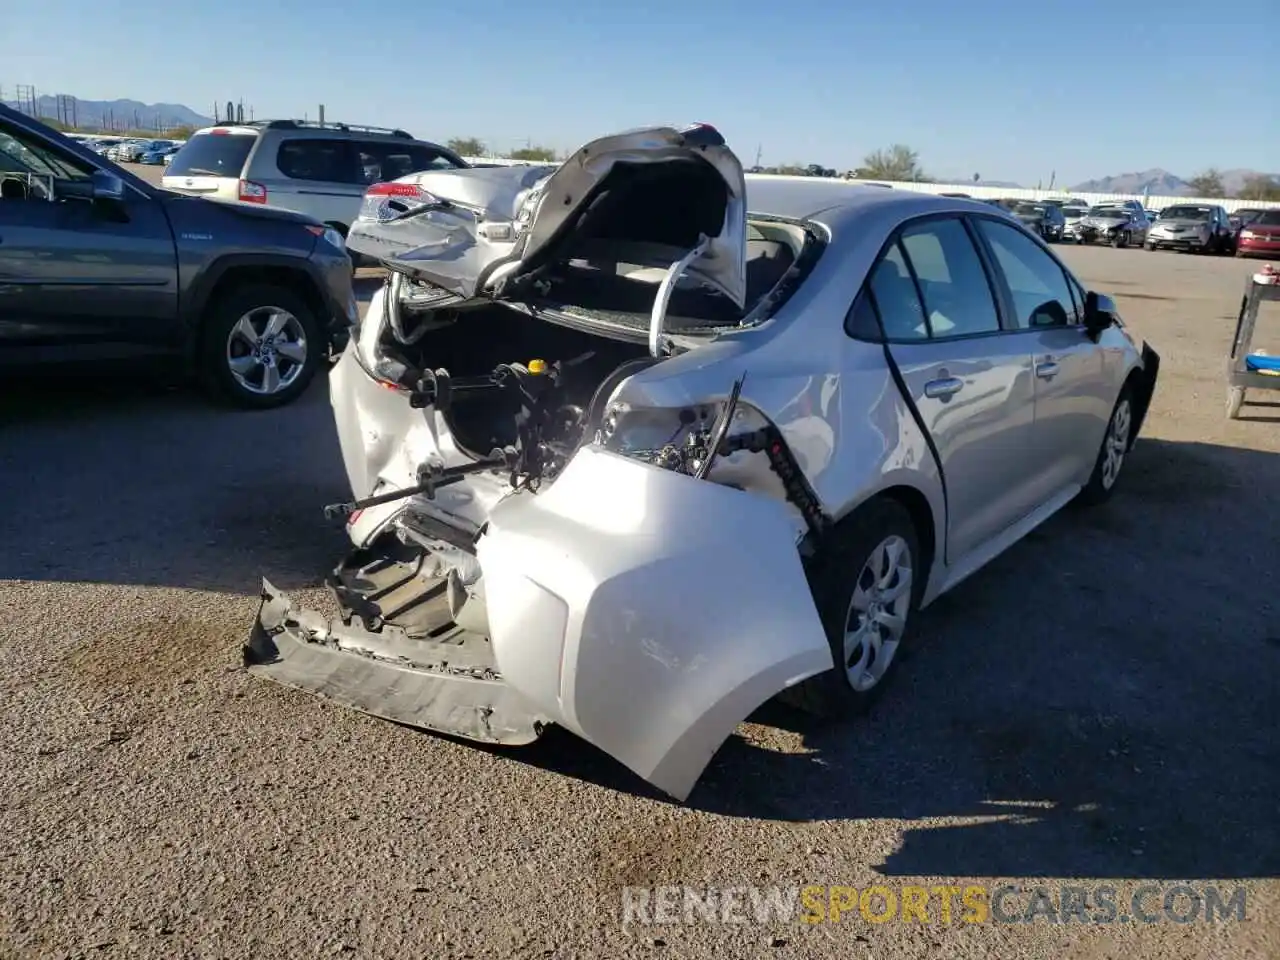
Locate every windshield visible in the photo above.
<box><xmin>1014</xmin><ymin>203</ymin><xmax>1047</xmax><ymax>216</ymax></box>
<box><xmin>1160</xmin><ymin>206</ymin><xmax>1212</xmax><ymax>221</ymax></box>
<box><xmin>1235</xmin><ymin>209</ymin><xmax>1265</xmax><ymax>224</ymax></box>
<box><xmin>166</xmin><ymin>132</ymin><xmax>257</xmax><ymax>177</ymax></box>
<box><xmin>1088</xmin><ymin>206</ymin><xmax>1126</xmax><ymax>218</ymax></box>
<box><xmin>1063</xmin><ymin>207</ymin><xmax>1087</xmax><ymax>218</ymax></box>
<box><xmin>1253</xmin><ymin>211</ymin><xmax>1280</xmax><ymax>226</ymax></box>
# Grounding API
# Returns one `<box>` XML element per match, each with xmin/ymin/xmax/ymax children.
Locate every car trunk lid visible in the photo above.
<box><xmin>345</xmin><ymin>124</ymin><xmax>748</xmax><ymax>310</ymax></box>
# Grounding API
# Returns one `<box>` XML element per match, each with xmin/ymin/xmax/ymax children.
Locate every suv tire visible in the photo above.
<box><xmin>199</xmin><ymin>283</ymin><xmax>324</xmax><ymax>409</ymax></box>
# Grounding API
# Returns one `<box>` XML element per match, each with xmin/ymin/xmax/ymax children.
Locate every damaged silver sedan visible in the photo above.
<box><xmin>246</xmin><ymin>124</ymin><xmax>1160</xmax><ymax>801</ymax></box>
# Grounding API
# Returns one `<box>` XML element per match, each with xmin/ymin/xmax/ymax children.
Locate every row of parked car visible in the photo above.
<box><xmin>66</xmin><ymin>133</ymin><xmax>185</xmax><ymax>165</ymax></box>
<box><xmin>980</xmin><ymin>195</ymin><xmax>1278</xmax><ymax>257</ymax></box>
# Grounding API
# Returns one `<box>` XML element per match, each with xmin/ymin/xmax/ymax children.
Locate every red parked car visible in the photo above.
<box><xmin>1236</xmin><ymin>209</ymin><xmax>1280</xmax><ymax>259</ymax></box>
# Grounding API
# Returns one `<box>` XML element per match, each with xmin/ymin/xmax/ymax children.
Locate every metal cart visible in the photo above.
<box><xmin>1226</xmin><ymin>271</ymin><xmax>1280</xmax><ymax>419</ymax></box>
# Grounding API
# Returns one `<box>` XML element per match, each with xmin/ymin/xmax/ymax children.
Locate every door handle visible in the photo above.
<box><xmin>923</xmin><ymin>376</ymin><xmax>964</xmax><ymax>399</ymax></box>
<box><xmin>1035</xmin><ymin>358</ymin><xmax>1060</xmax><ymax>379</ymax></box>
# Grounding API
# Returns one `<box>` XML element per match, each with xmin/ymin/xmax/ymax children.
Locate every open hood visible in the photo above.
<box><xmin>345</xmin><ymin>124</ymin><xmax>748</xmax><ymax>309</ymax></box>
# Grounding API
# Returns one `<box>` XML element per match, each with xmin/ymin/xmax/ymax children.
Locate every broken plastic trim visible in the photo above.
<box><xmin>649</xmin><ymin>234</ymin><xmax>711</xmax><ymax>358</ymax></box>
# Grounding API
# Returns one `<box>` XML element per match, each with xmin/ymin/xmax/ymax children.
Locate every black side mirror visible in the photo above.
<box><xmin>1083</xmin><ymin>291</ymin><xmax>1117</xmax><ymax>340</ymax></box>
<box><xmin>50</xmin><ymin>170</ymin><xmax>125</xmax><ymax>205</ymax></box>
<box><xmin>90</xmin><ymin>170</ymin><xmax>125</xmax><ymax>202</ymax></box>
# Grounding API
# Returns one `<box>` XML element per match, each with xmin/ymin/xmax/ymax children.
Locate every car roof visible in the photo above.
<box><xmin>744</xmin><ymin>176</ymin><xmax>1003</xmax><ymax>227</ymax></box>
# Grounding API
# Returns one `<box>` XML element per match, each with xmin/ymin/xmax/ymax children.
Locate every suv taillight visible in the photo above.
<box><xmin>238</xmin><ymin>180</ymin><xmax>267</xmax><ymax>204</ymax></box>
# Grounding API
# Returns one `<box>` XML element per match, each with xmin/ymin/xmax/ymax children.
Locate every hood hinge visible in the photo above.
<box><xmin>648</xmin><ymin>234</ymin><xmax>711</xmax><ymax>359</ymax></box>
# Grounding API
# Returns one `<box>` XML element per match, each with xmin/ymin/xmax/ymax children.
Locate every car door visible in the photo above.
<box><xmin>0</xmin><ymin>121</ymin><xmax>177</xmax><ymax>351</ymax></box>
<box><xmin>873</xmin><ymin>216</ymin><xmax>1040</xmax><ymax>561</ymax></box>
<box><xmin>972</xmin><ymin>216</ymin><xmax>1111</xmax><ymax>497</ymax></box>
<box><xmin>271</xmin><ymin>137</ymin><xmax>363</xmax><ymax>229</ymax></box>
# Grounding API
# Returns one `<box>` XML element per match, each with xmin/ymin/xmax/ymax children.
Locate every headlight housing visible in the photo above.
<box><xmin>322</xmin><ymin>226</ymin><xmax>346</xmax><ymax>251</ymax></box>
<box><xmin>305</xmin><ymin>224</ymin><xmax>348</xmax><ymax>252</ymax></box>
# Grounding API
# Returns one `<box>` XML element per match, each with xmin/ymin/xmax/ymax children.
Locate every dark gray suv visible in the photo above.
<box><xmin>0</xmin><ymin>105</ymin><xmax>357</xmax><ymax>408</ymax></box>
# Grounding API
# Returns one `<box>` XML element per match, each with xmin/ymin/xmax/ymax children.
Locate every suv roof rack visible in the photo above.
<box><xmin>242</xmin><ymin>119</ymin><xmax>414</xmax><ymax>139</ymax></box>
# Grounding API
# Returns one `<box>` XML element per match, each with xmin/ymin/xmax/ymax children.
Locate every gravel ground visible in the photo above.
<box><xmin>1</xmin><ymin>235</ymin><xmax>1278</xmax><ymax>959</ymax></box>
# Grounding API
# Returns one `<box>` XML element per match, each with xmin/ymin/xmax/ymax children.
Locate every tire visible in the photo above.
<box><xmin>1112</xmin><ymin>231</ymin><xmax>1129</xmax><ymax>249</ymax></box>
<box><xmin>1226</xmin><ymin>386</ymin><xmax>1245</xmax><ymax>420</ymax></box>
<box><xmin>1145</xmin><ymin>242</ymin><xmax>1157</xmax><ymax>251</ymax></box>
<box><xmin>198</xmin><ymin>283</ymin><xmax>324</xmax><ymax>410</ymax></box>
<box><xmin>781</xmin><ymin>499</ymin><xmax>923</xmax><ymax>717</ymax></box>
<box><xmin>1077</xmin><ymin>385</ymin><xmax>1135</xmax><ymax>506</ymax></box>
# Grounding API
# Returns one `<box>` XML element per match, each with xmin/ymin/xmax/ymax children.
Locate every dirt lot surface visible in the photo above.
<box><xmin>1</xmin><ymin>231</ymin><xmax>1277</xmax><ymax>958</ymax></box>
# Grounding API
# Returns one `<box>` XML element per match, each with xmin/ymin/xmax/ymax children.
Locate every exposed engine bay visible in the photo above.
<box><xmin>330</xmin><ymin>268</ymin><xmax>827</xmax><ymax>545</ymax></box>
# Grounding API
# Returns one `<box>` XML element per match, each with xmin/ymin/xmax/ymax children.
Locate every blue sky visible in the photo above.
<box><xmin>1</xmin><ymin>0</ymin><xmax>1274</xmax><ymax>186</ymax></box>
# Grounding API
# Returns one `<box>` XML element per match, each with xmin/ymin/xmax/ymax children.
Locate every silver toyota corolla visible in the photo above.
<box><xmin>245</xmin><ymin>125</ymin><xmax>1160</xmax><ymax>801</ymax></box>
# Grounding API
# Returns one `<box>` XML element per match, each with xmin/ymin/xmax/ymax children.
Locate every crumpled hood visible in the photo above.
<box><xmin>346</xmin><ymin>124</ymin><xmax>748</xmax><ymax>308</ymax></box>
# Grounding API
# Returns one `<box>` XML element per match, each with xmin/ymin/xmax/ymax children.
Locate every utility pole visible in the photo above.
<box><xmin>754</xmin><ymin>144</ymin><xmax>763</xmax><ymax>169</ymax></box>
<box><xmin>15</xmin><ymin>84</ymin><xmax>36</xmax><ymax>117</ymax></box>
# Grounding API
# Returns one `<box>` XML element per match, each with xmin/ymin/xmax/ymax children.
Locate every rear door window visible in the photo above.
<box><xmin>355</xmin><ymin>142</ymin><xmax>464</xmax><ymax>184</ymax></box>
<box><xmin>167</xmin><ymin>133</ymin><xmax>257</xmax><ymax>177</ymax></box>
<box><xmin>898</xmin><ymin>218</ymin><xmax>1002</xmax><ymax>338</ymax></box>
<box><xmin>275</xmin><ymin>138</ymin><xmax>358</xmax><ymax>183</ymax></box>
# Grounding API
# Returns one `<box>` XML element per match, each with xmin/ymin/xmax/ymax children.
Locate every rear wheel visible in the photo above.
<box><xmin>783</xmin><ymin>499</ymin><xmax>922</xmax><ymax>717</ymax></box>
<box><xmin>199</xmin><ymin>283</ymin><xmax>323</xmax><ymax>409</ymax></box>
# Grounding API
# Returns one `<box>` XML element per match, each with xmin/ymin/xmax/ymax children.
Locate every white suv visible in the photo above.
<box><xmin>162</xmin><ymin>119</ymin><xmax>466</xmax><ymax>240</ymax></box>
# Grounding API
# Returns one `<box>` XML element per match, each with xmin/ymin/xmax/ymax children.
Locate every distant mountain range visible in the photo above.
<box><xmin>1069</xmin><ymin>167</ymin><xmax>1280</xmax><ymax>197</ymax></box>
<box><xmin>2</xmin><ymin>96</ymin><xmax>213</xmax><ymax>132</ymax></box>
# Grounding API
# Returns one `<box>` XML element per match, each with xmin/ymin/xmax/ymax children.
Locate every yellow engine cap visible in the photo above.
<box><xmin>527</xmin><ymin>359</ymin><xmax>548</xmax><ymax>374</ymax></box>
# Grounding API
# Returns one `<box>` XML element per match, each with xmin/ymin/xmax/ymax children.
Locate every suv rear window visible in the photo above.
<box><xmin>167</xmin><ymin>133</ymin><xmax>257</xmax><ymax>177</ymax></box>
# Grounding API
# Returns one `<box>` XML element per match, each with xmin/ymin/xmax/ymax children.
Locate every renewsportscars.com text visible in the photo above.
<box><xmin>621</xmin><ymin>883</ymin><xmax>1249</xmax><ymax>926</ymax></box>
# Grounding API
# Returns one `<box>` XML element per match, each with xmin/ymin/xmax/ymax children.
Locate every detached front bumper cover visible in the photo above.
<box><xmin>245</xmin><ymin>578</ymin><xmax>549</xmax><ymax>745</ymax></box>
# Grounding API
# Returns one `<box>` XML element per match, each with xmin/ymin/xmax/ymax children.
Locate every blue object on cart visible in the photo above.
<box><xmin>1245</xmin><ymin>353</ymin><xmax>1280</xmax><ymax>374</ymax></box>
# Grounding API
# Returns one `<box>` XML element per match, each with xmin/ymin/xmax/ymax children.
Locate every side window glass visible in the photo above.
<box><xmin>276</xmin><ymin>139</ymin><xmax>356</xmax><ymax>183</ymax></box>
<box><xmin>0</xmin><ymin>126</ymin><xmax>92</xmax><ymax>193</ymax></box>
<box><xmin>356</xmin><ymin>143</ymin><xmax>463</xmax><ymax>185</ymax></box>
<box><xmin>868</xmin><ymin>242</ymin><xmax>928</xmax><ymax>340</ymax></box>
<box><xmin>899</xmin><ymin>218</ymin><xmax>1001</xmax><ymax>338</ymax></box>
<box><xmin>976</xmin><ymin>218</ymin><xmax>1078</xmax><ymax>327</ymax></box>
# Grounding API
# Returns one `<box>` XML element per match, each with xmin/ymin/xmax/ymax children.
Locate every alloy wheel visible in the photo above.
<box><xmin>844</xmin><ymin>535</ymin><xmax>913</xmax><ymax>692</ymax></box>
<box><xmin>1101</xmin><ymin>398</ymin><xmax>1132</xmax><ymax>490</ymax></box>
<box><xmin>225</xmin><ymin>306</ymin><xmax>309</xmax><ymax>396</ymax></box>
